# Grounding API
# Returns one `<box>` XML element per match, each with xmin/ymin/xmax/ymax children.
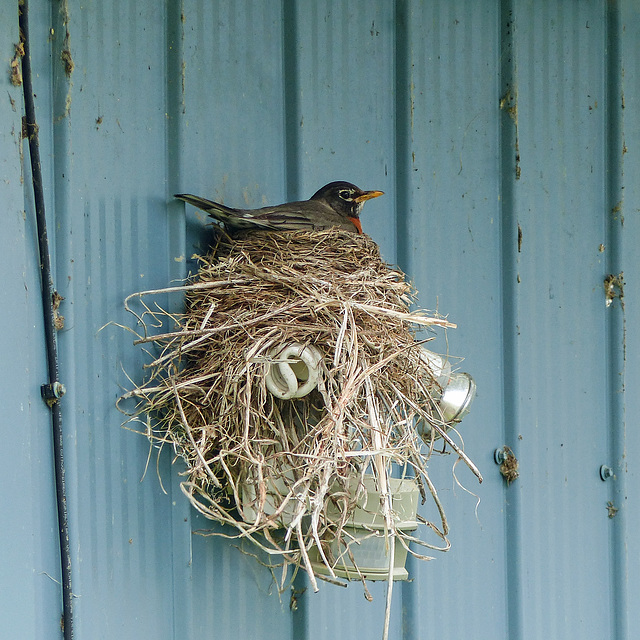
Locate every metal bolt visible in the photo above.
<box><xmin>41</xmin><ymin>381</ymin><xmax>66</xmax><ymax>402</ymax></box>
<box><xmin>600</xmin><ymin>465</ymin><xmax>614</xmax><ymax>481</ymax></box>
<box><xmin>494</xmin><ymin>448</ymin><xmax>507</xmax><ymax>465</ymax></box>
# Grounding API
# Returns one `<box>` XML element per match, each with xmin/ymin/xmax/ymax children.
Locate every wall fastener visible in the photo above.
<box><xmin>41</xmin><ymin>381</ymin><xmax>67</xmax><ymax>404</ymax></box>
<box><xmin>599</xmin><ymin>465</ymin><xmax>614</xmax><ymax>481</ymax></box>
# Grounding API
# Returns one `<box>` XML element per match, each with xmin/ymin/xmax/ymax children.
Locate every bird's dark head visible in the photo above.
<box><xmin>311</xmin><ymin>181</ymin><xmax>384</xmax><ymax>219</ymax></box>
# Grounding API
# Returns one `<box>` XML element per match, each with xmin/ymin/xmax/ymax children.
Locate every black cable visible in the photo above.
<box><xmin>19</xmin><ymin>2</ymin><xmax>74</xmax><ymax>638</ymax></box>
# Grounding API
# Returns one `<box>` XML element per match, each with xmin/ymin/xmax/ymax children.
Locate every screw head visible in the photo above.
<box><xmin>494</xmin><ymin>448</ymin><xmax>506</xmax><ymax>465</ymax></box>
<box><xmin>600</xmin><ymin>465</ymin><xmax>614</xmax><ymax>481</ymax></box>
<box><xmin>41</xmin><ymin>381</ymin><xmax>66</xmax><ymax>403</ymax></box>
<box><xmin>52</xmin><ymin>381</ymin><xmax>66</xmax><ymax>398</ymax></box>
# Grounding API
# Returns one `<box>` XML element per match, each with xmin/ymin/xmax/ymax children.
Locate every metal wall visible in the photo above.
<box><xmin>2</xmin><ymin>1</ymin><xmax>639</xmax><ymax>638</ymax></box>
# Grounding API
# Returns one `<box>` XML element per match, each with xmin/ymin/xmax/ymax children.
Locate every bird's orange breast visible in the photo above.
<box><xmin>348</xmin><ymin>217</ymin><xmax>363</xmax><ymax>234</ymax></box>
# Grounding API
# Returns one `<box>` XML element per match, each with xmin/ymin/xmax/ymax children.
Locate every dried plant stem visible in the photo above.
<box><xmin>120</xmin><ymin>228</ymin><xmax>478</xmax><ymax>608</ymax></box>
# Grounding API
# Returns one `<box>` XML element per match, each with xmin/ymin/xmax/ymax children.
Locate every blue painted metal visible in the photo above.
<box><xmin>3</xmin><ymin>0</ymin><xmax>640</xmax><ymax>638</ymax></box>
<box><xmin>0</xmin><ymin>5</ymin><xmax>62</xmax><ymax>636</ymax></box>
<box><xmin>46</xmin><ymin>1</ymin><xmax>178</xmax><ymax>636</ymax></box>
<box><xmin>396</xmin><ymin>3</ymin><xmax>508</xmax><ymax>639</ymax></box>
<box><xmin>500</xmin><ymin>3</ymin><xmax>612</xmax><ymax>640</ymax></box>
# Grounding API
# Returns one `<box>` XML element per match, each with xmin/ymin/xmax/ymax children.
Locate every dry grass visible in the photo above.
<box><xmin>120</xmin><ymin>228</ymin><xmax>479</xmax><ymax>595</ymax></box>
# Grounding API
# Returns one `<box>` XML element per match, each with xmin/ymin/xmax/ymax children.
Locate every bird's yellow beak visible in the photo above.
<box><xmin>355</xmin><ymin>190</ymin><xmax>384</xmax><ymax>203</ymax></box>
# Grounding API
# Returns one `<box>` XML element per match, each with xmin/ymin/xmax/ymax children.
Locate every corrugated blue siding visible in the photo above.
<box><xmin>1</xmin><ymin>5</ymin><xmax>62</xmax><ymax>636</ymax></box>
<box><xmin>501</xmin><ymin>3</ymin><xmax>611</xmax><ymax>638</ymax></box>
<box><xmin>606</xmin><ymin>4</ymin><xmax>640</xmax><ymax>639</ymax></box>
<box><xmin>46</xmin><ymin>1</ymin><xmax>178</xmax><ymax>637</ymax></box>
<box><xmin>3</xmin><ymin>1</ymin><xmax>640</xmax><ymax>639</ymax></box>
<box><xmin>397</xmin><ymin>3</ymin><xmax>508</xmax><ymax>638</ymax></box>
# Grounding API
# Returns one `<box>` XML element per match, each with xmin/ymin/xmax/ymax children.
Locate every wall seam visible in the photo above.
<box><xmin>499</xmin><ymin>0</ymin><xmax>523</xmax><ymax>638</ymax></box>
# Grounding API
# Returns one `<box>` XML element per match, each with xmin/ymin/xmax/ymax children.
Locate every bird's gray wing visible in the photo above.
<box><xmin>175</xmin><ymin>194</ymin><xmax>355</xmax><ymax>232</ymax></box>
<box><xmin>249</xmin><ymin>201</ymin><xmax>357</xmax><ymax>231</ymax></box>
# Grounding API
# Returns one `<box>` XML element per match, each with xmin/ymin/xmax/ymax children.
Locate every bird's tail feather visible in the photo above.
<box><xmin>174</xmin><ymin>194</ymin><xmax>238</xmax><ymax>218</ymax></box>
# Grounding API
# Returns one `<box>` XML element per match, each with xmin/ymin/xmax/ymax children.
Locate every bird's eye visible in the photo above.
<box><xmin>338</xmin><ymin>189</ymin><xmax>352</xmax><ymax>200</ymax></box>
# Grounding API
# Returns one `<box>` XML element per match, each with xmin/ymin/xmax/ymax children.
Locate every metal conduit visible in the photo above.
<box><xmin>19</xmin><ymin>1</ymin><xmax>74</xmax><ymax>637</ymax></box>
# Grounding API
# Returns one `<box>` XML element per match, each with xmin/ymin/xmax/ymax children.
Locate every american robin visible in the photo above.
<box><xmin>175</xmin><ymin>181</ymin><xmax>383</xmax><ymax>235</ymax></box>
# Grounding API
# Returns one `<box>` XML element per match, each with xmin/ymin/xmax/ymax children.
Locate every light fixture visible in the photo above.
<box><xmin>439</xmin><ymin>371</ymin><xmax>476</xmax><ymax>422</ymax></box>
<box><xmin>419</xmin><ymin>348</ymin><xmax>476</xmax><ymax>429</ymax></box>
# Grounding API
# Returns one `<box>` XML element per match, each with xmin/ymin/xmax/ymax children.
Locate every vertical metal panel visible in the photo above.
<box><xmin>5</xmin><ymin>1</ymin><xmax>640</xmax><ymax>639</ymax></box>
<box><xmin>606</xmin><ymin>4</ymin><xmax>640</xmax><ymax>640</ymax></box>
<box><xmin>0</xmin><ymin>4</ymin><xmax>62</xmax><ymax>637</ymax></box>
<box><xmin>502</xmin><ymin>3</ymin><xmax>611</xmax><ymax>639</ymax></box>
<box><xmin>188</xmin><ymin>532</ymin><xmax>291</xmax><ymax>639</ymax></box>
<box><xmin>179</xmin><ymin>1</ymin><xmax>288</xmax><ymax>205</ymax></box>
<box><xmin>291</xmin><ymin>0</ymin><xmax>397</xmax><ymax>260</ymax></box>
<box><xmin>398</xmin><ymin>3</ymin><xmax>509</xmax><ymax>640</ymax></box>
<box><xmin>45</xmin><ymin>1</ymin><xmax>176</xmax><ymax>638</ymax></box>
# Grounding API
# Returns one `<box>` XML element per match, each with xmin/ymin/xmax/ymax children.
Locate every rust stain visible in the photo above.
<box><xmin>604</xmin><ymin>272</ymin><xmax>624</xmax><ymax>308</ymax></box>
<box><xmin>517</xmin><ymin>223</ymin><xmax>523</xmax><ymax>253</ymax></box>
<box><xmin>54</xmin><ymin>0</ymin><xmax>74</xmax><ymax>121</ymax></box>
<box><xmin>500</xmin><ymin>86</ymin><xmax>521</xmax><ymax>179</ymax></box>
<box><xmin>10</xmin><ymin>41</ymin><xmax>24</xmax><ymax>86</ymax></box>
<box><xmin>61</xmin><ymin>48</ymin><xmax>74</xmax><ymax>77</ymax></box>
<box><xmin>409</xmin><ymin>80</ymin><xmax>415</xmax><ymax>132</ymax></box>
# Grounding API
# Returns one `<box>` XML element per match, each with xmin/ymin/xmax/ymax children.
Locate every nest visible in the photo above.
<box><xmin>121</xmin><ymin>228</ymin><xmax>479</xmax><ymax>593</ymax></box>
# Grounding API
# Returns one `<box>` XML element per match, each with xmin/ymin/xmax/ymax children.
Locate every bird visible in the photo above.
<box><xmin>175</xmin><ymin>181</ymin><xmax>384</xmax><ymax>235</ymax></box>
